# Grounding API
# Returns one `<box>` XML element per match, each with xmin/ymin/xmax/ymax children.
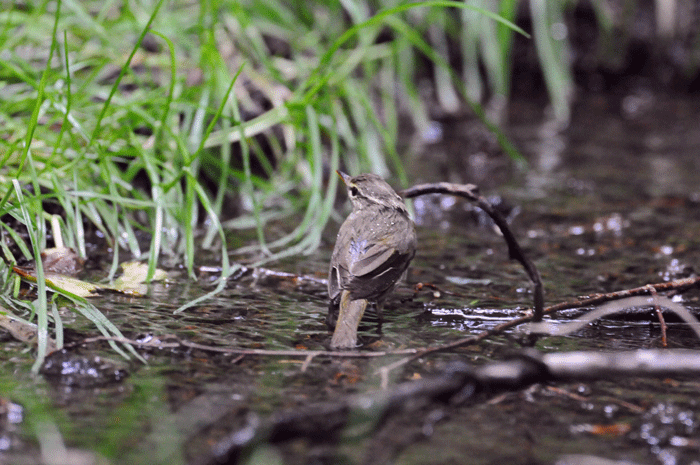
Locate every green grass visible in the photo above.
<box><xmin>0</xmin><ymin>0</ymin><xmax>580</xmax><ymax>369</ymax></box>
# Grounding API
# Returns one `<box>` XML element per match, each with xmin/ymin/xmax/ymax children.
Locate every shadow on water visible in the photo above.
<box><xmin>3</xmin><ymin>94</ymin><xmax>700</xmax><ymax>464</ymax></box>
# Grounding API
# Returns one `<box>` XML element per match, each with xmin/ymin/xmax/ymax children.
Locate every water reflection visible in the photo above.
<box><xmin>4</xmin><ymin>94</ymin><xmax>700</xmax><ymax>464</ymax></box>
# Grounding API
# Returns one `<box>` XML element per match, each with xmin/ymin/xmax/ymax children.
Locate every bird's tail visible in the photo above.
<box><xmin>330</xmin><ymin>291</ymin><xmax>367</xmax><ymax>349</ymax></box>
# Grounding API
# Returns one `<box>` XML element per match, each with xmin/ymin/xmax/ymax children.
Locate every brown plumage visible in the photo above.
<box><xmin>327</xmin><ymin>171</ymin><xmax>417</xmax><ymax>349</ymax></box>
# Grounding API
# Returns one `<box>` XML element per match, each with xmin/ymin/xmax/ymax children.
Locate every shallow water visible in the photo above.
<box><xmin>2</xmin><ymin>93</ymin><xmax>700</xmax><ymax>464</ymax></box>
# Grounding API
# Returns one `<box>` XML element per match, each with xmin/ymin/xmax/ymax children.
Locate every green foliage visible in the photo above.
<box><xmin>0</xmin><ymin>0</ymin><xmax>564</xmax><ymax>367</ymax></box>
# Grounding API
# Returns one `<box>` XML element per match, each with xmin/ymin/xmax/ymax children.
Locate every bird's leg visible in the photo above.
<box><xmin>375</xmin><ymin>302</ymin><xmax>384</xmax><ymax>334</ymax></box>
<box><xmin>326</xmin><ymin>295</ymin><xmax>341</xmax><ymax>330</ymax></box>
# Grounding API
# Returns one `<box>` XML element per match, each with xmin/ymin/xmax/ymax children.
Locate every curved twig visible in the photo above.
<box><xmin>401</xmin><ymin>182</ymin><xmax>544</xmax><ymax>322</ymax></box>
<box><xmin>375</xmin><ymin>276</ymin><xmax>700</xmax><ymax>378</ymax></box>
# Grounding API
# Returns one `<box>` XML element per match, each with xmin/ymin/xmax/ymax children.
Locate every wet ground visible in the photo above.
<box><xmin>2</xmin><ymin>92</ymin><xmax>700</xmax><ymax>465</ymax></box>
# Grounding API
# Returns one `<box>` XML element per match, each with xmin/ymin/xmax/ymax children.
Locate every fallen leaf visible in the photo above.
<box><xmin>112</xmin><ymin>261</ymin><xmax>168</xmax><ymax>295</ymax></box>
<box><xmin>0</xmin><ymin>308</ymin><xmax>58</xmax><ymax>352</ymax></box>
<box><xmin>41</xmin><ymin>247</ymin><xmax>85</xmax><ymax>276</ymax></box>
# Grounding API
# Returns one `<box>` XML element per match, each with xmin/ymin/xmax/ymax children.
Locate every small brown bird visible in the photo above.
<box><xmin>327</xmin><ymin>171</ymin><xmax>417</xmax><ymax>349</ymax></box>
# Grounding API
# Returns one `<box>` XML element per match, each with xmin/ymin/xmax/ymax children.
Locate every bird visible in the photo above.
<box><xmin>327</xmin><ymin>171</ymin><xmax>417</xmax><ymax>349</ymax></box>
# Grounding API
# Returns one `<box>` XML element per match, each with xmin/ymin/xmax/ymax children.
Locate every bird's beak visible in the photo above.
<box><xmin>336</xmin><ymin>170</ymin><xmax>351</xmax><ymax>185</ymax></box>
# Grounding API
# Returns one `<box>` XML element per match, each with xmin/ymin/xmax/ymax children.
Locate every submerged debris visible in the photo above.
<box><xmin>40</xmin><ymin>350</ymin><xmax>129</xmax><ymax>388</ymax></box>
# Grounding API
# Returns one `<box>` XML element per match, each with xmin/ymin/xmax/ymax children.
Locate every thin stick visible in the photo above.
<box><xmin>376</xmin><ymin>276</ymin><xmax>700</xmax><ymax>375</ymax></box>
<box><xmin>646</xmin><ymin>284</ymin><xmax>668</xmax><ymax>347</ymax></box>
<box><xmin>401</xmin><ymin>182</ymin><xmax>544</xmax><ymax>322</ymax></box>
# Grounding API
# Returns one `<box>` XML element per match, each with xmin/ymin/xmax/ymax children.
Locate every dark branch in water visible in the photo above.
<box><xmin>375</xmin><ymin>276</ymin><xmax>700</xmax><ymax>377</ymax></box>
<box><xmin>197</xmin><ymin>348</ymin><xmax>700</xmax><ymax>465</ymax></box>
<box><xmin>400</xmin><ymin>182</ymin><xmax>544</xmax><ymax>322</ymax></box>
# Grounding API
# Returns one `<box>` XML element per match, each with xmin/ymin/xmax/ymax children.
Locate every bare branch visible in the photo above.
<box><xmin>200</xmin><ymin>348</ymin><xmax>700</xmax><ymax>465</ymax></box>
<box><xmin>401</xmin><ymin>182</ymin><xmax>544</xmax><ymax>322</ymax></box>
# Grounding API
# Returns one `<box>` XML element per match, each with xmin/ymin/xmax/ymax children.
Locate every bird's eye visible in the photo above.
<box><xmin>349</xmin><ymin>186</ymin><xmax>359</xmax><ymax>197</ymax></box>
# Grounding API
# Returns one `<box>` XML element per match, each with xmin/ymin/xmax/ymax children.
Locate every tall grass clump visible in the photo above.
<box><xmin>0</xmin><ymin>0</ymin><xmax>561</xmax><ymax>368</ymax></box>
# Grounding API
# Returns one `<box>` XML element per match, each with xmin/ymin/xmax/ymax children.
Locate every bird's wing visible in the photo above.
<box><xmin>348</xmin><ymin>241</ymin><xmax>397</xmax><ymax>278</ymax></box>
<box><xmin>343</xmin><ymin>241</ymin><xmax>414</xmax><ymax>300</ymax></box>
